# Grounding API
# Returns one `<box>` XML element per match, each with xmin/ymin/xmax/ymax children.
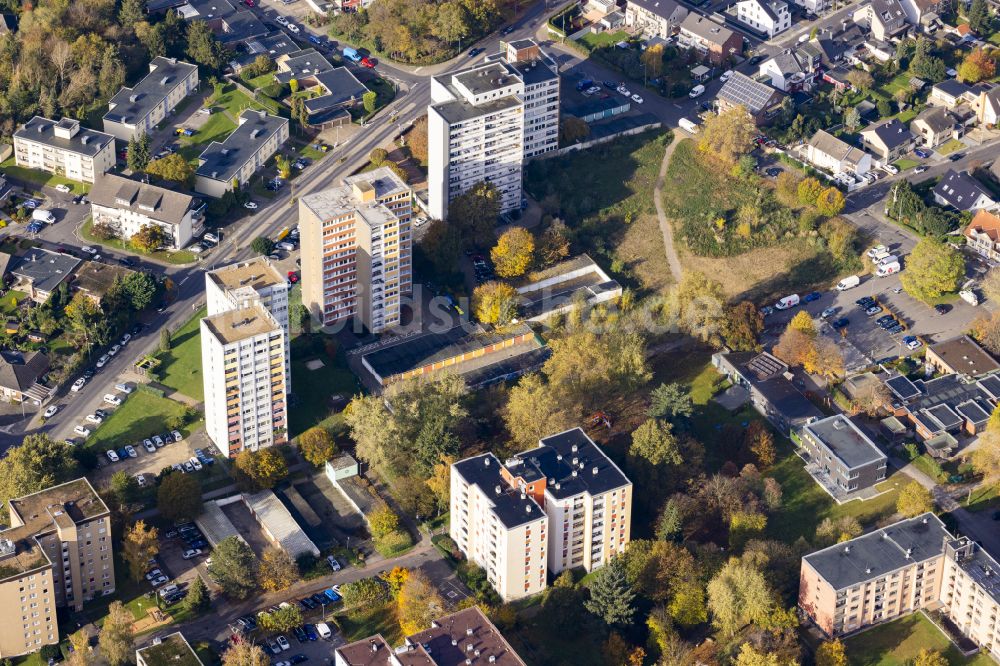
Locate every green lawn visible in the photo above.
<box><xmin>358</xmin><ymin>76</ymin><xmax>396</xmax><ymax>121</ymax></box>
<box><xmin>766</xmin><ymin>453</ymin><xmax>914</xmax><ymax>542</ymax></box>
<box><xmin>879</xmin><ymin>71</ymin><xmax>916</xmax><ymax>97</ymax></box>
<box><xmin>577</xmin><ymin>29</ymin><xmax>628</xmax><ymax>51</ymax></box>
<box><xmin>937</xmin><ymin>139</ymin><xmax>965</xmax><ymax>155</ymax></box>
<box><xmin>0</xmin><ymin>158</ymin><xmax>91</xmax><ymax>194</ymax></box>
<box><xmin>177</xmin><ymin>112</ymin><xmax>237</xmax><ymax>162</ymax></box>
<box><xmin>0</xmin><ymin>290</ymin><xmax>27</xmax><ymax>317</ymax></box>
<box><xmin>894</xmin><ymin>108</ymin><xmax>920</xmax><ymax>124</ymax></box>
<box><xmin>85</xmin><ymin>389</ymin><xmax>194</xmax><ymax>452</ymax></box>
<box><xmin>81</xmin><ymin>217</ymin><xmax>198</xmax><ymax>265</ymax></box>
<box><xmin>894</xmin><ymin>158</ymin><xmax>921</xmax><ymax>171</ymax></box>
<box><xmin>334</xmin><ymin>603</ymin><xmax>403</xmax><ymax>645</ymax></box>
<box><xmin>288</xmin><ymin>335</ymin><xmax>358</xmax><ymax>437</ymax></box>
<box><xmin>845</xmin><ymin>613</ymin><xmax>994</xmax><ymax>666</ymax></box>
<box><xmin>963</xmin><ymin>483</ymin><xmax>1000</xmax><ymax>512</ymax></box>
<box><xmin>156</xmin><ymin>306</ymin><xmax>207</xmax><ymax>401</ymax></box>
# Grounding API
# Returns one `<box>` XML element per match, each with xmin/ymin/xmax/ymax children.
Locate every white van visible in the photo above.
<box><xmin>774</xmin><ymin>294</ymin><xmax>800</xmax><ymax>310</ymax></box>
<box><xmin>871</xmin><ymin>249</ymin><xmax>891</xmax><ymax>262</ymax></box>
<box><xmin>316</xmin><ymin>623</ymin><xmax>332</xmax><ymax>640</ymax></box>
<box><xmin>877</xmin><ymin>254</ymin><xmax>899</xmax><ymax>266</ymax></box>
<box><xmin>678</xmin><ymin>117</ymin><xmax>700</xmax><ymax>134</ymax></box>
<box><xmin>836</xmin><ymin>275</ymin><xmax>860</xmax><ymax>291</ymax></box>
<box><xmin>32</xmin><ymin>209</ymin><xmax>56</xmax><ymax>224</ymax></box>
<box><xmin>876</xmin><ymin>260</ymin><xmax>900</xmax><ymax>277</ymax></box>
<box><xmin>689</xmin><ymin>84</ymin><xmax>705</xmax><ymax>98</ymax></box>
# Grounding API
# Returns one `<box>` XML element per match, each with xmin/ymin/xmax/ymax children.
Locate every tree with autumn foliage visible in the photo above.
<box><xmin>698</xmin><ymin>105</ymin><xmax>757</xmax><ymax>163</ymax></box>
<box><xmin>473</xmin><ymin>281</ymin><xmax>519</xmax><ymax>326</ymax></box>
<box><xmin>397</xmin><ymin>570</ymin><xmax>445</xmax><ymax>635</ymax></box>
<box><xmin>490</xmin><ymin>227</ymin><xmax>535</xmax><ymax>277</ymax></box>
<box><xmin>958</xmin><ymin>48</ymin><xmax>997</xmax><ymax>83</ymax></box>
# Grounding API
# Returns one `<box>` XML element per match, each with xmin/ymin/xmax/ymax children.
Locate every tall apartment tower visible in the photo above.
<box><xmin>450</xmin><ymin>428</ymin><xmax>632</xmax><ymax>602</ymax></box>
<box><xmin>427</xmin><ymin>39</ymin><xmax>559</xmax><ymax>221</ymax></box>
<box><xmin>200</xmin><ymin>304</ymin><xmax>287</xmax><ymax>458</ymax></box>
<box><xmin>0</xmin><ymin>478</ymin><xmax>114</xmax><ymax>657</ymax></box>
<box><xmin>298</xmin><ymin>167</ymin><xmax>412</xmax><ymax>334</ymax></box>
<box><xmin>205</xmin><ymin>257</ymin><xmax>291</xmax><ymax>388</ymax></box>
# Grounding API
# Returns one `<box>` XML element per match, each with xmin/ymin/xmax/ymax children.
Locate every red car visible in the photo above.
<box><xmin>360</xmin><ymin>56</ymin><xmax>375</xmax><ymax>68</ymax></box>
<box><xmin>287</xmin><ymin>271</ymin><xmax>299</xmax><ymax>284</ymax></box>
<box><xmin>243</xmin><ymin>0</ymin><xmax>255</xmax><ymax>6</ymax></box>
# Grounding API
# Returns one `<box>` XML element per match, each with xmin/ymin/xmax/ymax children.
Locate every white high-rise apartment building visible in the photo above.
<box><xmin>450</xmin><ymin>428</ymin><xmax>632</xmax><ymax>602</ymax></box>
<box><xmin>201</xmin><ymin>304</ymin><xmax>287</xmax><ymax>458</ymax></box>
<box><xmin>205</xmin><ymin>257</ymin><xmax>290</xmax><ymax>388</ymax></box>
<box><xmin>299</xmin><ymin>167</ymin><xmax>412</xmax><ymax>334</ymax></box>
<box><xmin>428</xmin><ymin>39</ymin><xmax>559</xmax><ymax>221</ymax></box>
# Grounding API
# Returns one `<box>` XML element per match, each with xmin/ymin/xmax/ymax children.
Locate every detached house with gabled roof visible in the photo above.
<box><xmin>860</xmin><ymin>118</ymin><xmax>915</xmax><ymax>161</ymax></box>
<box><xmin>624</xmin><ymin>0</ymin><xmax>689</xmax><ymax>39</ymax></box>
<box><xmin>805</xmin><ymin>129</ymin><xmax>873</xmax><ymax>176</ymax></box>
<box><xmin>759</xmin><ymin>48</ymin><xmax>821</xmax><ymax>92</ymax></box>
<box><xmin>853</xmin><ymin>0</ymin><xmax>908</xmax><ymax>40</ymax></box>
<box><xmin>735</xmin><ymin>0</ymin><xmax>791</xmax><ymax>37</ymax></box>
<box><xmin>716</xmin><ymin>72</ymin><xmax>785</xmax><ymax>125</ymax></box>
<box><xmin>677</xmin><ymin>14</ymin><xmax>742</xmax><ymax>65</ymax></box>
<box><xmin>966</xmin><ymin>210</ymin><xmax>1000</xmax><ymax>262</ymax></box>
<box><xmin>932</xmin><ymin>169</ymin><xmax>997</xmax><ymax>212</ymax></box>
<box><xmin>910</xmin><ymin>106</ymin><xmax>962</xmax><ymax>148</ymax></box>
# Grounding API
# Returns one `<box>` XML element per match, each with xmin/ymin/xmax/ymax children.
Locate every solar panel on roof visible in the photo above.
<box><xmin>746</xmin><ymin>353</ymin><xmax>783</xmax><ymax>379</ymax></box>
<box><xmin>720</xmin><ymin>73</ymin><xmax>776</xmax><ymax>114</ymax></box>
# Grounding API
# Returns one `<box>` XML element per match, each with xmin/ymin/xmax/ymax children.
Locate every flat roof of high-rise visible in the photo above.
<box><xmin>299</xmin><ymin>185</ymin><xmax>397</xmax><ymax>229</ymax></box>
<box><xmin>511</xmin><ymin>428</ymin><xmax>631</xmax><ymax>500</ymax></box>
<box><xmin>202</xmin><ymin>304</ymin><xmax>280</xmax><ymax>345</ymax></box>
<box><xmin>404</xmin><ymin>607</ymin><xmax>526</xmax><ymax>666</ymax></box>
<box><xmin>207</xmin><ymin>257</ymin><xmax>284</xmax><ymax>294</ymax></box>
<box><xmin>342</xmin><ymin>167</ymin><xmax>410</xmax><ymax>200</ymax></box>
<box><xmin>453</xmin><ymin>454</ymin><xmax>545</xmax><ymax>530</ymax></box>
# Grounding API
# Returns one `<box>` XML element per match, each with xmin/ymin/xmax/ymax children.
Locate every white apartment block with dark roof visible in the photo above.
<box><xmin>13</xmin><ymin>117</ymin><xmax>115</xmax><ymax>184</ymax></box>
<box><xmin>624</xmin><ymin>0</ymin><xmax>689</xmax><ymax>38</ymax></box>
<box><xmin>195</xmin><ymin>110</ymin><xmax>288</xmax><ymax>198</ymax></box>
<box><xmin>103</xmin><ymin>57</ymin><xmax>199</xmax><ymax>141</ymax></box>
<box><xmin>735</xmin><ymin>0</ymin><xmax>791</xmax><ymax>37</ymax></box>
<box><xmin>800</xmin><ymin>512</ymin><xmax>1000</xmax><ymax>661</ymax></box>
<box><xmin>427</xmin><ymin>39</ymin><xmax>559</xmax><ymax>221</ymax></box>
<box><xmin>88</xmin><ymin>174</ymin><xmax>196</xmax><ymax>250</ymax></box>
<box><xmin>450</xmin><ymin>428</ymin><xmax>632</xmax><ymax>601</ymax></box>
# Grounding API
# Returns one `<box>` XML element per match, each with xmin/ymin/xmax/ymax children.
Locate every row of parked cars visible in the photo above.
<box><xmin>70</xmin><ymin>384</ymin><xmax>133</xmax><ymax>439</ymax></box>
<box><xmin>165</xmin><ymin>521</ymin><xmax>208</xmax><ymax>559</ymax></box>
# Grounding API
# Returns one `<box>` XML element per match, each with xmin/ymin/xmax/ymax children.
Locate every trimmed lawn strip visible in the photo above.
<box><xmin>288</xmin><ymin>335</ymin><xmax>358</xmax><ymax>437</ymax></box>
<box><xmin>156</xmin><ymin>306</ymin><xmax>207</xmax><ymax>401</ymax></box>
<box><xmin>85</xmin><ymin>390</ymin><xmax>193</xmax><ymax>453</ymax></box>
<box><xmin>845</xmin><ymin>612</ymin><xmax>994</xmax><ymax>666</ymax></box>
<box><xmin>1</xmin><ymin>158</ymin><xmax>91</xmax><ymax>194</ymax></box>
<box><xmin>894</xmin><ymin>158</ymin><xmax>921</xmax><ymax>171</ymax></box>
<box><xmin>334</xmin><ymin>602</ymin><xmax>403</xmax><ymax>645</ymax></box>
<box><xmin>577</xmin><ymin>30</ymin><xmax>628</xmax><ymax>50</ymax></box>
<box><xmin>937</xmin><ymin>138</ymin><xmax>965</xmax><ymax>155</ymax></box>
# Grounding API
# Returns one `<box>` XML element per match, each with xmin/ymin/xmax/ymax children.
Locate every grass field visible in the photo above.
<box><xmin>937</xmin><ymin>138</ymin><xmax>965</xmax><ymax>156</ymax></box>
<box><xmin>81</xmin><ymin>217</ymin><xmax>198</xmax><ymax>265</ymax></box>
<box><xmin>334</xmin><ymin>603</ymin><xmax>403</xmax><ymax>645</ymax></box>
<box><xmin>85</xmin><ymin>390</ymin><xmax>193</xmax><ymax>452</ymax></box>
<box><xmin>0</xmin><ymin>290</ymin><xmax>27</xmax><ymax>316</ymax></box>
<box><xmin>288</xmin><ymin>335</ymin><xmax>358</xmax><ymax>437</ymax></box>
<box><xmin>156</xmin><ymin>306</ymin><xmax>207</xmax><ymax>401</ymax></box>
<box><xmin>577</xmin><ymin>29</ymin><xmax>628</xmax><ymax>51</ymax></box>
<box><xmin>845</xmin><ymin>613</ymin><xmax>994</xmax><ymax>666</ymax></box>
<box><xmin>0</xmin><ymin>158</ymin><xmax>91</xmax><ymax>194</ymax></box>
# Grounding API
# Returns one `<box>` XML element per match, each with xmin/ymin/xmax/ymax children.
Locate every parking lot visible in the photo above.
<box><xmin>762</xmin><ymin>248</ymin><xmax>987</xmax><ymax>370</ymax></box>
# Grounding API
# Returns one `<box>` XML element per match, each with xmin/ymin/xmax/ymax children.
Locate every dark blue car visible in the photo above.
<box><xmin>803</xmin><ymin>291</ymin><xmax>822</xmax><ymax>303</ymax></box>
<box><xmin>831</xmin><ymin>317</ymin><xmax>849</xmax><ymax>330</ymax></box>
<box><xmin>303</xmin><ymin>625</ymin><xmax>318</xmax><ymax>641</ymax></box>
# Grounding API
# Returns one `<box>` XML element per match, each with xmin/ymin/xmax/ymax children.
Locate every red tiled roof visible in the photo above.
<box><xmin>966</xmin><ymin>210</ymin><xmax>1000</xmax><ymax>242</ymax></box>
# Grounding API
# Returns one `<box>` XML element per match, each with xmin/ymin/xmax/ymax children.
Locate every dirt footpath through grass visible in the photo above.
<box><xmin>654</xmin><ymin>129</ymin><xmax>686</xmax><ymax>283</ymax></box>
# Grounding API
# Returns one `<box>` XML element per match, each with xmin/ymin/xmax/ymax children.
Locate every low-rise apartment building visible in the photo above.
<box><xmin>88</xmin><ymin>174</ymin><xmax>196</xmax><ymax>250</ymax></box>
<box><xmin>427</xmin><ymin>39</ymin><xmax>559</xmax><ymax>221</ymax></box>
<box><xmin>195</xmin><ymin>110</ymin><xmax>288</xmax><ymax>198</ymax></box>
<box><xmin>624</xmin><ymin>0</ymin><xmax>689</xmax><ymax>38</ymax></box>
<box><xmin>853</xmin><ymin>0</ymin><xmax>908</xmax><ymax>40</ymax></box>
<box><xmin>796</xmin><ymin>414</ymin><xmax>888</xmax><ymax>499</ymax></box>
<box><xmin>299</xmin><ymin>167</ymin><xmax>412</xmax><ymax>333</ymax></box>
<box><xmin>805</xmin><ymin>129</ymin><xmax>873</xmax><ymax>176</ymax></box>
<box><xmin>450</xmin><ymin>428</ymin><xmax>631</xmax><ymax>601</ymax></box>
<box><xmin>966</xmin><ymin>210</ymin><xmax>1000</xmax><ymax>262</ymax></box>
<box><xmin>860</xmin><ymin>118</ymin><xmax>915</xmax><ymax>161</ymax></box>
<box><xmin>735</xmin><ymin>0</ymin><xmax>791</xmax><ymax>37</ymax></box>
<box><xmin>200</xmin><ymin>303</ymin><xmax>287</xmax><ymax>457</ymax></box>
<box><xmin>206</xmin><ymin>257</ymin><xmax>291</xmax><ymax>388</ymax></box>
<box><xmin>13</xmin><ymin>117</ymin><xmax>115</xmax><ymax>184</ymax></box>
<box><xmin>677</xmin><ymin>14</ymin><xmax>742</xmax><ymax>65</ymax></box>
<box><xmin>800</xmin><ymin>512</ymin><xmax>1000</xmax><ymax>661</ymax></box>
<box><xmin>0</xmin><ymin>478</ymin><xmax>114</xmax><ymax>657</ymax></box>
<box><xmin>103</xmin><ymin>57</ymin><xmax>199</xmax><ymax>141</ymax></box>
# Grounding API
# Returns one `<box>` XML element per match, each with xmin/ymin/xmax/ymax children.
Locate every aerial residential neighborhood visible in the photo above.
<box><xmin>2</xmin><ymin>0</ymin><xmax>1000</xmax><ymax>663</ymax></box>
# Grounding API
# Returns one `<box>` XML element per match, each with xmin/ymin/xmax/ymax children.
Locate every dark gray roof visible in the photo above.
<box><xmin>627</xmin><ymin>0</ymin><xmax>687</xmax><ymax>21</ymax></box>
<box><xmin>863</xmin><ymin>118</ymin><xmax>914</xmax><ymax>150</ymax></box>
<box><xmin>104</xmin><ymin>57</ymin><xmax>198</xmax><ymax>126</ymax></box>
<box><xmin>718</xmin><ymin>72</ymin><xmax>782</xmax><ymax>115</ymax></box>
<box><xmin>511</xmin><ymin>428</ymin><xmax>631</xmax><ymax>501</ymax></box>
<box><xmin>934</xmin><ymin>78</ymin><xmax>973</xmax><ymax>99</ymax></box>
<box><xmin>719</xmin><ymin>351</ymin><xmax>823</xmax><ymax>426</ymax></box>
<box><xmin>11</xmin><ymin>248</ymin><xmax>81</xmax><ymax>295</ymax></box>
<box><xmin>452</xmin><ymin>454</ymin><xmax>545</xmax><ymax>529</ymax></box>
<box><xmin>912</xmin><ymin>106</ymin><xmax>956</xmax><ymax>134</ymax></box>
<box><xmin>979</xmin><ymin>374</ymin><xmax>1000</xmax><ymax>400</ymax></box>
<box><xmin>14</xmin><ymin>117</ymin><xmax>114</xmax><ymax>157</ymax></box>
<box><xmin>955</xmin><ymin>399</ymin><xmax>990</xmax><ymax>424</ymax></box>
<box><xmin>88</xmin><ymin>174</ymin><xmax>194</xmax><ymax>226</ymax></box>
<box><xmin>0</xmin><ymin>350</ymin><xmax>48</xmax><ymax>392</ymax></box>
<box><xmin>933</xmin><ymin>170</ymin><xmax>995</xmax><ymax>211</ymax></box>
<box><xmin>274</xmin><ymin>49</ymin><xmax>333</xmax><ymax>84</ymax></box>
<box><xmin>803</xmin><ymin>513</ymin><xmax>951</xmax><ymax>590</ymax></box>
<box><xmin>244</xmin><ymin>33</ymin><xmax>299</xmax><ymax>59</ymax></box>
<box><xmin>924</xmin><ymin>403</ymin><xmax>962</xmax><ymax>430</ymax></box>
<box><xmin>196</xmin><ymin>110</ymin><xmax>287</xmax><ymax>183</ymax></box>
<box><xmin>870</xmin><ymin>0</ymin><xmax>905</xmax><ymax>22</ymax></box>
<box><xmin>679</xmin><ymin>13</ymin><xmax>736</xmax><ymax>45</ymax></box>
<box><xmin>803</xmin><ymin>415</ymin><xmax>886</xmax><ymax>469</ymax></box>
<box><xmin>305</xmin><ymin>68</ymin><xmax>370</xmax><ymax>114</ymax></box>
<box><xmin>886</xmin><ymin>374</ymin><xmax>920</xmax><ymax>400</ymax></box>
<box><xmin>219</xmin><ymin>9</ymin><xmax>267</xmax><ymax>42</ymax></box>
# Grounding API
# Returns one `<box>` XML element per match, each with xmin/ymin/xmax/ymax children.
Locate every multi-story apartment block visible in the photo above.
<box><xmin>0</xmin><ymin>478</ymin><xmax>114</xmax><ymax>657</ymax></box>
<box><xmin>195</xmin><ymin>110</ymin><xmax>288</xmax><ymax>198</ymax></box>
<box><xmin>103</xmin><ymin>57</ymin><xmax>199</xmax><ymax>141</ymax></box>
<box><xmin>428</xmin><ymin>39</ymin><xmax>559</xmax><ymax>221</ymax></box>
<box><xmin>796</xmin><ymin>414</ymin><xmax>888</xmax><ymax>499</ymax></box>
<box><xmin>800</xmin><ymin>512</ymin><xmax>1000</xmax><ymax>661</ymax></box>
<box><xmin>206</xmin><ymin>257</ymin><xmax>291</xmax><ymax>388</ymax></box>
<box><xmin>299</xmin><ymin>167</ymin><xmax>412</xmax><ymax>333</ymax></box>
<box><xmin>200</xmin><ymin>303</ymin><xmax>287</xmax><ymax>457</ymax></box>
<box><xmin>624</xmin><ymin>0</ymin><xmax>690</xmax><ymax>39</ymax></box>
<box><xmin>88</xmin><ymin>174</ymin><xmax>197</xmax><ymax>250</ymax></box>
<box><xmin>13</xmin><ymin>117</ymin><xmax>115</xmax><ymax>184</ymax></box>
<box><xmin>735</xmin><ymin>0</ymin><xmax>791</xmax><ymax>37</ymax></box>
<box><xmin>450</xmin><ymin>428</ymin><xmax>632</xmax><ymax>601</ymax></box>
